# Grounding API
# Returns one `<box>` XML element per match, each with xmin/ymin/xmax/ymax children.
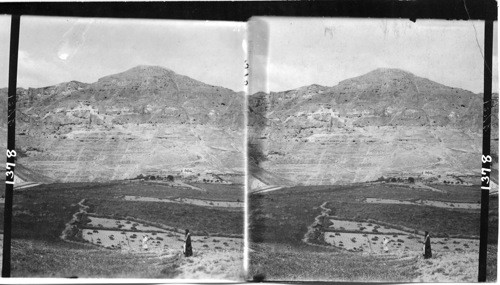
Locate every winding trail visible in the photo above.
<box><xmin>302</xmin><ymin>202</ymin><xmax>330</xmax><ymax>246</ymax></box>
<box><xmin>61</xmin><ymin>199</ymin><xmax>89</xmax><ymax>240</ymax></box>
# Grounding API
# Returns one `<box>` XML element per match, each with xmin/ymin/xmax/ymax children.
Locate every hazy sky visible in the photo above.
<box><xmin>250</xmin><ymin>17</ymin><xmax>498</xmax><ymax>94</ymax></box>
<box><xmin>0</xmin><ymin>16</ymin><xmax>497</xmax><ymax>94</ymax></box>
<box><xmin>0</xmin><ymin>16</ymin><xmax>246</xmax><ymax>91</ymax></box>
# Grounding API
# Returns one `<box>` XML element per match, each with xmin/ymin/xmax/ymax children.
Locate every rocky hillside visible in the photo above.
<box><xmin>1</xmin><ymin>65</ymin><xmax>244</xmax><ymax>182</ymax></box>
<box><xmin>249</xmin><ymin>68</ymin><xmax>496</xmax><ymax>187</ymax></box>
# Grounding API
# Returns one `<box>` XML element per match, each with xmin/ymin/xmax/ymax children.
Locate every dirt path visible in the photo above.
<box><xmin>14</xmin><ymin>182</ymin><xmax>41</xmax><ymax>190</ymax></box>
<box><xmin>413</xmin><ymin>182</ymin><xmax>447</xmax><ymax>193</ymax></box>
<box><xmin>302</xmin><ymin>202</ymin><xmax>330</xmax><ymax>246</ymax></box>
<box><xmin>252</xmin><ymin>185</ymin><xmax>284</xmax><ymax>194</ymax></box>
<box><xmin>61</xmin><ymin>199</ymin><xmax>89</xmax><ymax>240</ymax></box>
<box><xmin>144</xmin><ymin>180</ymin><xmax>205</xmax><ymax>192</ymax></box>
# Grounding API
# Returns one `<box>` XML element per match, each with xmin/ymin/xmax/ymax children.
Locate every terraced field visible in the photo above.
<box><xmin>80</xmin><ymin>216</ymin><xmax>242</xmax><ymax>253</ymax></box>
<box><xmin>365</xmin><ymin>198</ymin><xmax>480</xmax><ymax>210</ymax></box>
<box><xmin>323</xmin><ymin>219</ymin><xmax>478</xmax><ymax>254</ymax></box>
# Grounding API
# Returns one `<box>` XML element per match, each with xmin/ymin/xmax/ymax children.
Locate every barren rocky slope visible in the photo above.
<box><xmin>248</xmin><ymin>68</ymin><xmax>497</xmax><ymax>187</ymax></box>
<box><xmin>1</xmin><ymin>65</ymin><xmax>244</xmax><ymax>182</ymax></box>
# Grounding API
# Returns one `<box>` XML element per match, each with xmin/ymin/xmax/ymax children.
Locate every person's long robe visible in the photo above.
<box><xmin>185</xmin><ymin>234</ymin><xmax>193</xmax><ymax>257</ymax></box>
<box><xmin>424</xmin><ymin>234</ymin><xmax>432</xmax><ymax>259</ymax></box>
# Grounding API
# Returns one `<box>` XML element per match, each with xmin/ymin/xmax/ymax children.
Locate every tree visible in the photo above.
<box><xmin>408</xmin><ymin>177</ymin><xmax>415</xmax><ymax>183</ymax></box>
<box><xmin>167</xmin><ymin>175</ymin><xmax>174</xmax><ymax>182</ymax></box>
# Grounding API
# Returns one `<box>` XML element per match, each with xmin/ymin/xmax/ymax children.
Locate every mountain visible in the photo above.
<box><xmin>1</xmin><ymin>65</ymin><xmax>244</xmax><ymax>183</ymax></box>
<box><xmin>248</xmin><ymin>68</ymin><xmax>496</xmax><ymax>187</ymax></box>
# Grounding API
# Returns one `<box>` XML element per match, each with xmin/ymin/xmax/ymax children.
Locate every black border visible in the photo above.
<box><xmin>0</xmin><ymin>0</ymin><xmax>497</xmax><ymax>21</ymax></box>
<box><xmin>2</xmin><ymin>14</ymin><xmax>19</xmax><ymax>278</ymax></box>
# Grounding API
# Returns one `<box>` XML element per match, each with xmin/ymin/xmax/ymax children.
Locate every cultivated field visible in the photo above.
<box><xmin>249</xmin><ymin>182</ymin><xmax>497</xmax><ymax>282</ymax></box>
<box><xmin>1</xmin><ymin>180</ymin><xmax>244</xmax><ymax>279</ymax></box>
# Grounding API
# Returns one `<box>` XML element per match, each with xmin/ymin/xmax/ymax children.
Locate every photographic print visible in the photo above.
<box><xmin>248</xmin><ymin>17</ymin><xmax>498</xmax><ymax>282</ymax></box>
<box><xmin>0</xmin><ymin>16</ymin><xmax>245</xmax><ymax>279</ymax></box>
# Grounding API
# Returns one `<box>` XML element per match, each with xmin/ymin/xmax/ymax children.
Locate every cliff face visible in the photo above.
<box><xmin>249</xmin><ymin>68</ymin><xmax>495</xmax><ymax>187</ymax></box>
<box><xmin>2</xmin><ymin>65</ymin><xmax>244</xmax><ymax>182</ymax></box>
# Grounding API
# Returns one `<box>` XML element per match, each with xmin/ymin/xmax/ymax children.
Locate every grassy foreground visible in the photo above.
<box><xmin>11</xmin><ymin>239</ymin><xmax>181</xmax><ymax>278</ymax></box>
<box><xmin>250</xmin><ymin>243</ymin><xmax>418</xmax><ymax>282</ymax></box>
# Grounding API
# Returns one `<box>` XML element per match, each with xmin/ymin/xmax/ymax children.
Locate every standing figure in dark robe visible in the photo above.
<box><xmin>184</xmin><ymin>229</ymin><xmax>193</xmax><ymax>257</ymax></box>
<box><xmin>423</xmin><ymin>231</ymin><xmax>432</xmax><ymax>259</ymax></box>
